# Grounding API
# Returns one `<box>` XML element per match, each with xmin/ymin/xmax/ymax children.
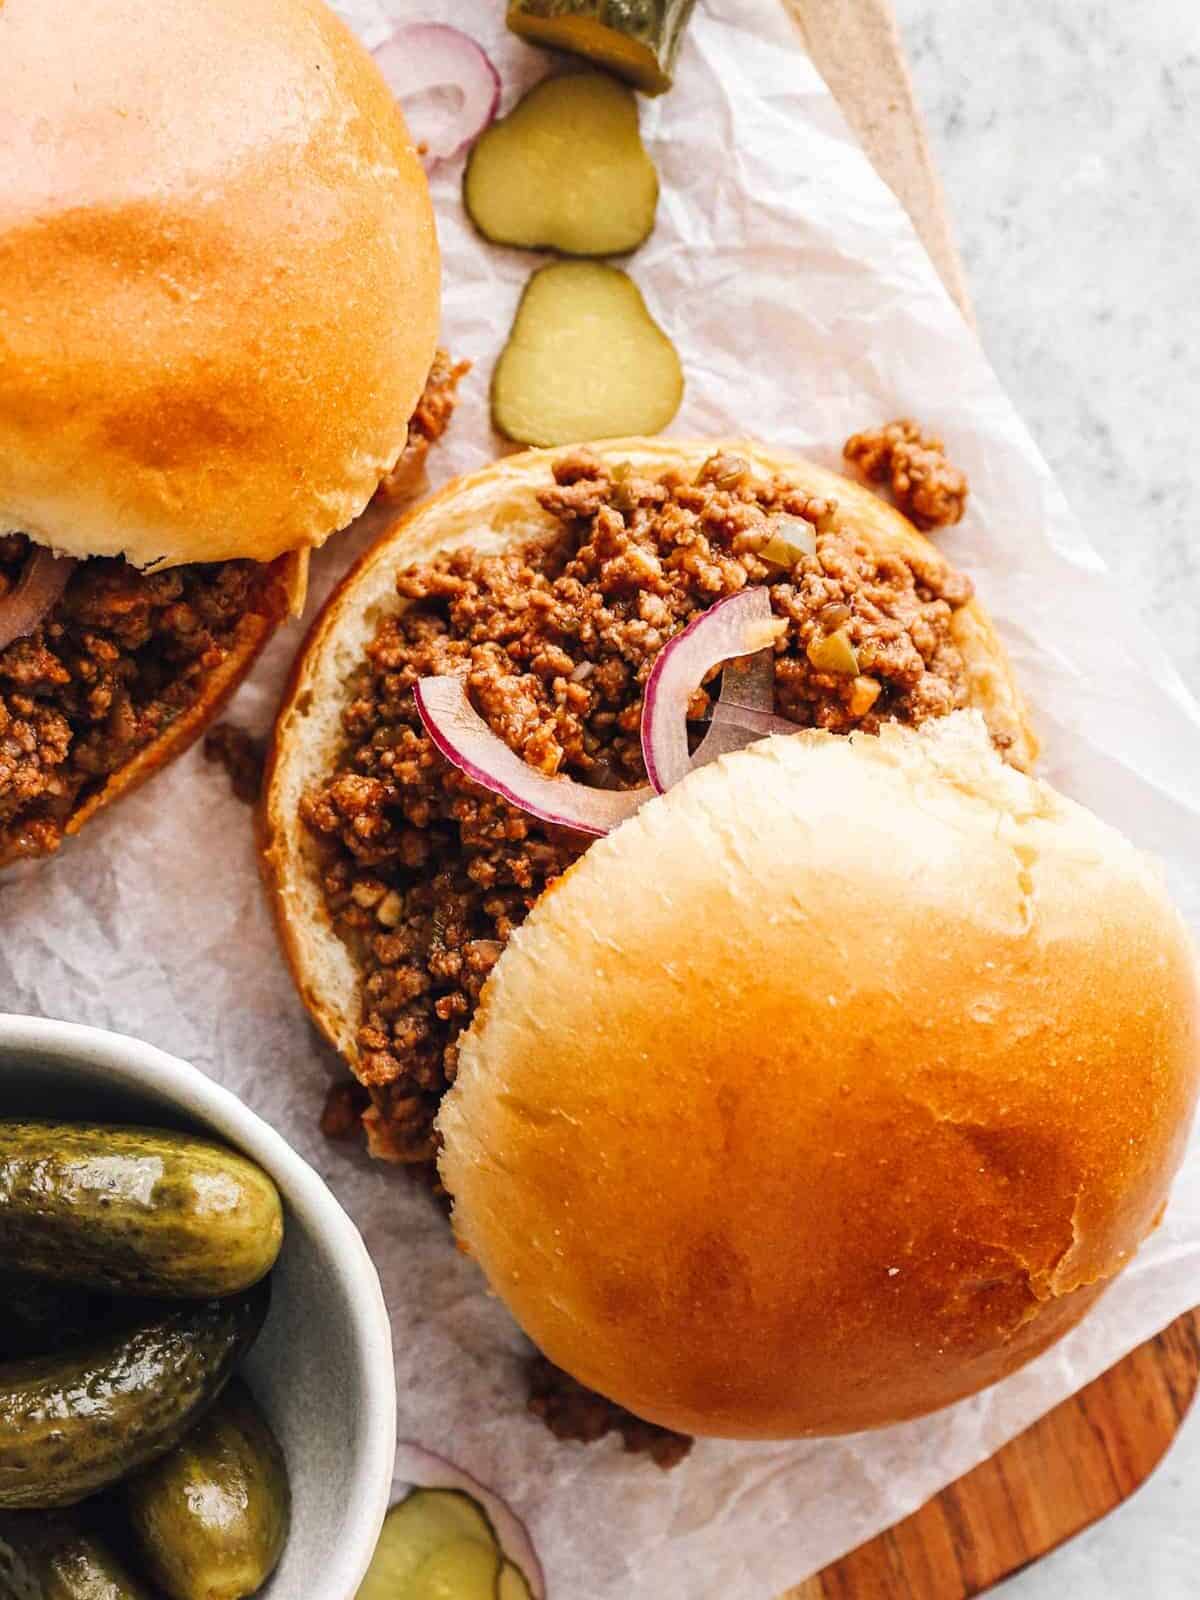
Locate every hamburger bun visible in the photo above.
<box><xmin>438</xmin><ymin>713</ymin><xmax>1200</xmax><ymax>1437</ymax></box>
<box><xmin>0</xmin><ymin>0</ymin><xmax>440</xmax><ymax>570</ymax></box>
<box><xmin>259</xmin><ymin>438</ymin><xmax>1038</xmax><ymax>1067</ymax></box>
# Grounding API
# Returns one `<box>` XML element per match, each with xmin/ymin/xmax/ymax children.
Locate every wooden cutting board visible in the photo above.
<box><xmin>773</xmin><ymin>1</ymin><xmax>1200</xmax><ymax>1594</ymax></box>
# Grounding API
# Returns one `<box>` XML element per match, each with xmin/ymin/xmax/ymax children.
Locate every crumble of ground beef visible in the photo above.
<box><xmin>375</xmin><ymin>350</ymin><xmax>472</xmax><ymax>506</ymax></box>
<box><xmin>844</xmin><ymin>417</ymin><xmax>969</xmax><ymax>530</ymax></box>
<box><xmin>0</xmin><ymin>535</ymin><xmax>264</xmax><ymax>862</ymax></box>
<box><xmin>203</xmin><ymin>722</ymin><xmax>266</xmax><ymax>806</ymax></box>
<box><xmin>527</xmin><ymin>1354</ymin><xmax>693</xmax><ymax>1471</ymax></box>
<box><xmin>320</xmin><ymin>1079</ymin><xmax>372</xmax><ymax>1143</ymax></box>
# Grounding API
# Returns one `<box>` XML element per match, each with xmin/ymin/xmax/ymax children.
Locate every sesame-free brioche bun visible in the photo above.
<box><xmin>439</xmin><ymin>714</ymin><xmax>1200</xmax><ymax>1437</ymax></box>
<box><xmin>0</xmin><ymin>0</ymin><xmax>440</xmax><ymax>570</ymax></box>
<box><xmin>259</xmin><ymin>438</ymin><xmax>1037</xmax><ymax>1069</ymax></box>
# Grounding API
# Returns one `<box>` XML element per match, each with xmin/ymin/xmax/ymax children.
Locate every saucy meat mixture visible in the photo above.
<box><xmin>0</xmin><ymin>539</ymin><xmax>269</xmax><ymax>862</ymax></box>
<box><xmin>302</xmin><ymin>440</ymin><xmax>976</xmax><ymax>1465</ymax></box>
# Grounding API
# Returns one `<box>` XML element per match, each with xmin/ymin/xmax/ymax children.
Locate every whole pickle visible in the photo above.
<box><xmin>0</xmin><ymin>1284</ymin><xmax>269</xmax><ymax>1510</ymax></box>
<box><xmin>0</xmin><ymin>1123</ymin><xmax>283</xmax><ymax>1300</ymax></box>
<box><xmin>126</xmin><ymin>1380</ymin><xmax>290</xmax><ymax>1600</ymax></box>
<box><xmin>0</xmin><ymin>1510</ymin><xmax>150</xmax><ymax>1599</ymax></box>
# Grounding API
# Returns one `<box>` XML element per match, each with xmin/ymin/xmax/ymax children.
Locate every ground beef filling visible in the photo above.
<box><xmin>0</xmin><ymin>536</ymin><xmax>264</xmax><ymax>861</ymax></box>
<box><xmin>302</xmin><ymin>446</ymin><xmax>976</xmax><ymax>1461</ymax></box>
<box><xmin>303</xmin><ymin>446</ymin><xmax>975</xmax><ymax>1163</ymax></box>
<box><xmin>375</xmin><ymin>349</ymin><xmax>471</xmax><ymax>506</ymax></box>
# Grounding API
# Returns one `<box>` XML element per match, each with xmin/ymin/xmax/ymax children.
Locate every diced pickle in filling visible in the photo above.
<box><xmin>301</xmin><ymin>447</ymin><xmax>980</xmax><ymax>1169</ymax></box>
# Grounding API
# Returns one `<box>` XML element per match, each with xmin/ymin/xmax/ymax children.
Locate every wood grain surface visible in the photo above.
<box><xmin>773</xmin><ymin>0</ymin><xmax>1200</xmax><ymax>1594</ymax></box>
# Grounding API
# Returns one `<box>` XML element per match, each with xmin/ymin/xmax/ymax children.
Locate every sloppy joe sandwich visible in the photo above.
<box><xmin>259</xmin><ymin>434</ymin><xmax>1178</xmax><ymax>1451</ymax></box>
<box><xmin>439</xmin><ymin>714</ymin><xmax>1199</xmax><ymax>1435</ymax></box>
<box><xmin>0</xmin><ymin>0</ymin><xmax>443</xmax><ymax>864</ymax></box>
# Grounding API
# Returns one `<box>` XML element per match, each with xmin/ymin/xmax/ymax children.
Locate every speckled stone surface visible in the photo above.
<box><xmin>894</xmin><ymin>4</ymin><xmax>1200</xmax><ymax>1596</ymax></box>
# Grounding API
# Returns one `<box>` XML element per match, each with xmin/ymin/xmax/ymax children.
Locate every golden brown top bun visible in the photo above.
<box><xmin>0</xmin><ymin>0</ymin><xmax>439</xmax><ymax>570</ymax></box>
<box><xmin>259</xmin><ymin>438</ymin><xmax>1037</xmax><ymax>1070</ymax></box>
<box><xmin>439</xmin><ymin>714</ymin><xmax>1200</xmax><ymax>1438</ymax></box>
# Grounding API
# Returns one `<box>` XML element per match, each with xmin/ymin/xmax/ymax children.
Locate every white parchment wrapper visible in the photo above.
<box><xmin>3</xmin><ymin>3</ymin><xmax>1199</xmax><ymax>1594</ymax></box>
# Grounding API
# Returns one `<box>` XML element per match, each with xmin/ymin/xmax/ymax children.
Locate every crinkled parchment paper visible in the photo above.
<box><xmin>3</xmin><ymin>3</ymin><xmax>1199</xmax><ymax>1594</ymax></box>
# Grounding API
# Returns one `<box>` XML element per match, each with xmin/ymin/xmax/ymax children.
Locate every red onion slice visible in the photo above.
<box><xmin>0</xmin><ymin>547</ymin><xmax>76</xmax><ymax>652</ymax></box>
<box><xmin>373</xmin><ymin>24</ymin><xmax>500</xmax><ymax>170</ymax></box>
<box><xmin>415</xmin><ymin>675</ymin><xmax>650</xmax><ymax>837</ymax></box>
<box><xmin>392</xmin><ymin>1443</ymin><xmax>546</xmax><ymax>1600</ymax></box>
<box><xmin>640</xmin><ymin>589</ymin><xmax>786</xmax><ymax>794</ymax></box>
<box><xmin>690</xmin><ymin>698</ymin><xmax>796</xmax><ymax>772</ymax></box>
<box><xmin>717</xmin><ymin>647</ymin><xmax>776</xmax><ymax>716</ymax></box>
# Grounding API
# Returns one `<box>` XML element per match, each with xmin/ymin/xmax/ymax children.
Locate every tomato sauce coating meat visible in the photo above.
<box><xmin>0</xmin><ymin>536</ymin><xmax>267</xmax><ymax>862</ymax></box>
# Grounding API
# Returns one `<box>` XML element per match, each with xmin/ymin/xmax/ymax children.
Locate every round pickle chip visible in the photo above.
<box><xmin>506</xmin><ymin>0</ymin><xmax>698</xmax><ymax>95</ymax></box>
<box><xmin>408</xmin><ymin>1537</ymin><xmax>501</xmax><ymax>1599</ymax></box>
<box><xmin>465</xmin><ymin>73</ymin><xmax>659</xmax><ymax>257</ymax></box>
<box><xmin>356</xmin><ymin>1490</ymin><xmax>498</xmax><ymax>1598</ymax></box>
<box><xmin>492</xmin><ymin>261</ymin><xmax>683</xmax><ymax>447</ymax></box>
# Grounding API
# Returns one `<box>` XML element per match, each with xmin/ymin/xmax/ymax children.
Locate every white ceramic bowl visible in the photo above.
<box><xmin>0</xmin><ymin>1013</ymin><xmax>395</xmax><ymax>1600</ymax></box>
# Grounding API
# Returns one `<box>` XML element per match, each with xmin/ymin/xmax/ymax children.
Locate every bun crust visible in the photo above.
<box><xmin>0</xmin><ymin>0</ymin><xmax>440</xmax><ymax>568</ymax></box>
<box><xmin>439</xmin><ymin>716</ymin><xmax>1200</xmax><ymax>1437</ymax></box>
<box><xmin>260</xmin><ymin>438</ymin><xmax>1037</xmax><ymax>1072</ymax></box>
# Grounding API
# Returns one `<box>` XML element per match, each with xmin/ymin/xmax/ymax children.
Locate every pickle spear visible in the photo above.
<box><xmin>492</xmin><ymin>262</ymin><xmax>683</xmax><ymax>446</ymax></box>
<box><xmin>465</xmin><ymin>73</ymin><xmax>658</xmax><ymax>256</ymax></box>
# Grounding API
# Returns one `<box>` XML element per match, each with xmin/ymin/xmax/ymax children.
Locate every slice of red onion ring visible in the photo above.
<box><xmin>640</xmin><ymin>588</ymin><xmax>786</xmax><ymax>794</ymax></box>
<box><xmin>717</xmin><ymin>647</ymin><xmax>776</xmax><ymax>715</ymax></box>
<box><xmin>690</xmin><ymin>698</ymin><xmax>796</xmax><ymax>772</ymax></box>
<box><xmin>373</xmin><ymin>23</ymin><xmax>501</xmax><ymax>170</ymax></box>
<box><xmin>392</xmin><ymin>1442</ymin><xmax>546</xmax><ymax>1600</ymax></box>
<box><xmin>0</xmin><ymin>547</ymin><xmax>76</xmax><ymax>652</ymax></box>
<box><xmin>414</xmin><ymin>675</ymin><xmax>650</xmax><ymax>837</ymax></box>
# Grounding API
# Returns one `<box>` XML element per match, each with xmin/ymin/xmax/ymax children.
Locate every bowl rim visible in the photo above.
<box><xmin>0</xmin><ymin>1012</ymin><xmax>396</xmax><ymax>1600</ymax></box>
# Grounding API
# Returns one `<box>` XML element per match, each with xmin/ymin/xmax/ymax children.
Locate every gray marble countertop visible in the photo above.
<box><xmin>894</xmin><ymin>3</ymin><xmax>1199</xmax><ymax>1595</ymax></box>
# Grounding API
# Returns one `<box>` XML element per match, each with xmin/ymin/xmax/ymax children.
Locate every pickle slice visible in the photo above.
<box><xmin>465</xmin><ymin>73</ymin><xmax>658</xmax><ymax>257</ymax></box>
<box><xmin>507</xmin><ymin>1</ymin><xmax>698</xmax><ymax>95</ymax></box>
<box><xmin>408</xmin><ymin>1538</ymin><xmax>501</xmax><ymax>1600</ymax></box>
<box><xmin>492</xmin><ymin>262</ymin><xmax>683</xmax><ymax>446</ymax></box>
<box><xmin>356</xmin><ymin>1491</ymin><xmax>499</xmax><ymax>1598</ymax></box>
<box><xmin>497</xmin><ymin>1560</ymin><xmax>535</xmax><ymax>1600</ymax></box>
